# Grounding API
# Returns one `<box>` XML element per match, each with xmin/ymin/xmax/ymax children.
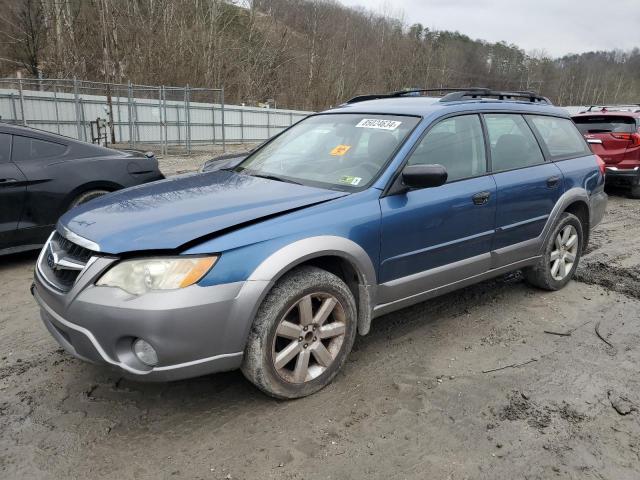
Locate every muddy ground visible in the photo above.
<box><xmin>1</xmin><ymin>179</ymin><xmax>639</xmax><ymax>479</ymax></box>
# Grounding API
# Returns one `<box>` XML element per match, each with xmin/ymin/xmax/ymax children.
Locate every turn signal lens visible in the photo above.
<box><xmin>179</xmin><ymin>257</ymin><xmax>218</xmax><ymax>288</ymax></box>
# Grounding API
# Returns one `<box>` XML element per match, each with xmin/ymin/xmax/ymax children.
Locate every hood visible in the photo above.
<box><xmin>59</xmin><ymin>170</ymin><xmax>348</xmax><ymax>254</ymax></box>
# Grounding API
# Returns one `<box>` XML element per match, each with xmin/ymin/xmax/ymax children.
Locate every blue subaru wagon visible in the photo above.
<box><xmin>33</xmin><ymin>88</ymin><xmax>607</xmax><ymax>398</ymax></box>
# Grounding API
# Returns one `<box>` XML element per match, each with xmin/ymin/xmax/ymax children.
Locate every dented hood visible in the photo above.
<box><xmin>59</xmin><ymin>170</ymin><xmax>348</xmax><ymax>254</ymax></box>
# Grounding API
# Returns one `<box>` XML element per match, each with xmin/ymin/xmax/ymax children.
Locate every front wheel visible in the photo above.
<box><xmin>241</xmin><ymin>266</ymin><xmax>357</xmax><ymax>399</ymax></box>
<box><xmin>524</xmin><ymin>212</ymin><xmax>583</xmax><ymax>291</ymax></box>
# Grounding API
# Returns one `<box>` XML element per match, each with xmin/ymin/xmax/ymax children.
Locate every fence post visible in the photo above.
<box><xmin>79</xmin><ymin>96</ymin><xmax>87</xmax><ymax>142</ymax></box>
<box><xmin>53</xmin><ymin>84</ymin><xmax>61</xmax><ymax>134</ymax></box>
<box><xmin>18</xmin><ymin>76</ymin><xmax>26</xmax><ymax>126</ymax></box>
<box><xmin>116</xmin><ymin>86</ymin><xmax>123</xmax><ymax>144</ymax></box>
<box><xmin>289</xmin><ymin>111</ymin><xmax>293</xmax><ymax>126</ymax></box>
<box><xmin>266</xmin><ymin>108</ymin><xmax>271</xmax><ymax>139</ymax></box>
<box><xmin>184</xmin><ymin>85</ymin><xmax>191</xmax><ymax>154</ymax></box>
<box><xmin>134</xmin><ymin>93</ymin><xmax>141</xmax><ymax>146</ymax></box>
<box><xmin>158</xmin><ymin>86</ymin><xmax>163</xmax><ymax>155</ymax></box>
<box><xmin>176</xmin><ymin>102</ymin><xmax>181</xmax><ymax>144</ymax></box>
<box><xmin>127</xmin><ymin>81</ymin><xmax>134</xmax><ymax>148</ymax></box>
<box><xmin>162</xmin><ymin>86</ymin><xmax>168</xmax><ymax>155</ymax></box>
<box><xmin>10</xmin><ymin>93</ymin><xmax>18</xmax><ymax>124</ymax></box>
<box><xmin>73</xmin><ymin>77</ymin><xmax>82</xmax><ymax>139</ymax></box>
<box><xmin>221</xmin><ymin>87</ymin><xmax>226</xmax><ymax>153</ymax></box>
<box><xmin>240</xmin><ymin>108</ymin><xmax>244</xmax><ymax>144</ymax></box>
<box><xmin>211</xmin><ymin>91</ymin><xmax>216</xmax><ymax>147</ymax></box>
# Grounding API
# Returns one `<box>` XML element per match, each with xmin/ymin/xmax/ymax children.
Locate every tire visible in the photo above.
<box><xmin>524</xmin><ymin>212</ymin><xmax>583</xmax><ymax>291</ymax></box>
<box><xmin>630</xmin><ymin>185</ymin><xmax>640</xmax><ymax>199</ymax></box>
<box><xmin>241</xmin><ymin>266</ymin><xmax>357</xmax><ymax>399</ymax></box>
<box><xmin>68</xmin><ymin>189</ymin><xmax>110</xmax><ymax>210</ymax></box>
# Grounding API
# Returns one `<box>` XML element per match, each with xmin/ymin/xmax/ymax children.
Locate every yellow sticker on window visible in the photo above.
<box><xmin>330</xmin><ymin>144</ymin><xmax>351</xmax><ymax>156</ymax></box>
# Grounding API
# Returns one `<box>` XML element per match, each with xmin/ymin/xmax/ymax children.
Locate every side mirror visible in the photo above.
<box><xmin>401</xmin><ymin>164</ymin><xmax>447</xmax><ymax>189</ymax></box>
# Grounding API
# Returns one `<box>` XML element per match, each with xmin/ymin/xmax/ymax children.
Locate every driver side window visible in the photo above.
<box><xmin>407</xmin><ymin>115</ymin><xmax>487</xmax><ymax>182</ymax></box>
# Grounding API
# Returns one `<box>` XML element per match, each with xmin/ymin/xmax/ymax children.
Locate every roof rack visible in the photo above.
<box><xmin>345</xmin><ymin>87</ymin><xmax>552</xmax><ymax>105</ymax></box>
<box><xmin>344</xmin><ymin>88</ymin><xmax>470</xmax><ymax>104</ymax></box>
<box><xmin>440</xmin><ymin>89</ymin><xmax>551</xmax><ymax>104</ymax></box>
<box><xmin>582</xmin><ymin>104</ymin><xmax>640</xmax><ymax>113</ymax></box>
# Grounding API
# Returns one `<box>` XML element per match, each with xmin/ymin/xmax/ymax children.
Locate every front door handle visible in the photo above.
<box><xmin>472</xmin><ymin>191</ymin><xmax>491</xmax><ymax>205</ymax></box>
<box><xmin>0</xmin><ymin>178</ymin><xmax>18</xmax><ymax>186</ymax></box>
<box><xmin>546</xmin><ymin>176</ymin><xmax>561</xmax><ymax>188</ymax></box>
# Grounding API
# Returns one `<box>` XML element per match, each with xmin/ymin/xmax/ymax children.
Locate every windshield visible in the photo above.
<box><xmin>235</xmin><ymin>114</ymin><xmax>420</xmax><ymax>190</ymax></box>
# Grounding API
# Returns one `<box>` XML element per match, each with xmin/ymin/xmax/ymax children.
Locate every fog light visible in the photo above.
<box><xmin>133</xmin><ymin>338</ymin><xmax>158</xmax><ymax>366</ymax></box>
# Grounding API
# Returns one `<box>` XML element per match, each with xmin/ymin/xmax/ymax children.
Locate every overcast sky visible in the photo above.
<box><xmin>336</xmin><ymin>0</ymin><xmax>640</xmax><ymax>57</ymax></box>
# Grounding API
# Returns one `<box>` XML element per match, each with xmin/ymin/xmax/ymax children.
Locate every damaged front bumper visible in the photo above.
<box><xmin>32</xmin><ymin>244</ymin><xmax>269</xmax><ymax>381</ymax></box>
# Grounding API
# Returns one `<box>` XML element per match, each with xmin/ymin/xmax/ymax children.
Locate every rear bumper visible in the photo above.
<box><xmin>605</xmin><ymin>167</ymin><xmax>640</xmax><ymax>186</ymax></box>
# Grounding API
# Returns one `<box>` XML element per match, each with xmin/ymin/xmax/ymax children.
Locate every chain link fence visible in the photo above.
<box><xmin>0</xmin><ymin>78</ymin><xmax>311</xmax><ymax>155</ymax></box>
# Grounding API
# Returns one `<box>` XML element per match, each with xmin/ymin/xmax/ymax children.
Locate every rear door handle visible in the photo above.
<box><xmin>472</xmin><ymin>191</ymin><xmax>491</xmax><ymax>205</ymax></box>
<box><xmin>0</xmin><ymin>178</ymin><xmax>18</xmax><ymax>185</ymax></box>
<box><xmin>546</xmin><ymin>176</ymin><xmax>561</xmax><ymax>188</ymax></box>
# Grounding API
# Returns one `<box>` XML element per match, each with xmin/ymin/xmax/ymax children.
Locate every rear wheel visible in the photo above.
<box><xmin>630</xmin><ymin>185</ymin><xmax>640</xmax><ymax>199</ymax></box>
<box><xmin>524</xmin><ymin>212</ymin><xmax>583</xmax><ymax>291</ymax></box>
<box><xmin>68</xmin><ymin>189</ymin><xmax>109</xmax><ymax>210</ymax></box>
<box><xmin>241</xmin><ymin>266</ymin><xmax>357</xmax><ymax>399</ymax></box>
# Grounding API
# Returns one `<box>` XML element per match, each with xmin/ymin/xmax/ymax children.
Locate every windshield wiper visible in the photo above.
<box><xmin>249</xmin><ymin>173</ymin><xmax>302</xmax><ymax>185</ymax></box>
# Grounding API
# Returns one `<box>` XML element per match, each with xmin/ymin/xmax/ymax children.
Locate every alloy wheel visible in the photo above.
<box><xmin>550</xmin><ymin>224</ymin><xmax>579</xmax><ymax>281</ymax></box>
<box><xmin>271</xmin><ymin>292</ymin><xmax>347</xmax><ymax>384</ymax></box>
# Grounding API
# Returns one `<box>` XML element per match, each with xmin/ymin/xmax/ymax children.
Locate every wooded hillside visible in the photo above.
<box><xmin>1</xmin><ymin>0</ymin><xmax>638</xmax><ymax>110</ymax></box>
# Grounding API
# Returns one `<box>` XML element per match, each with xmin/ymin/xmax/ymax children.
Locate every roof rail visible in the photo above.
<box><xmin>439</xmin><ymin>89</ymin><xmax>551</xmax><ymax>104</ymax></box>
<box><xmin>345</xmin><ymin>87</ymin><xmax>552</xmax><ymax>105</ymax></box>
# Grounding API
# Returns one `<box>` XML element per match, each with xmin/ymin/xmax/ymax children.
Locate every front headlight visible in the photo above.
<box><xmin>96</xmin><ymin>256</ymin><xmax>218</xmax><ymax>295</ymax></box>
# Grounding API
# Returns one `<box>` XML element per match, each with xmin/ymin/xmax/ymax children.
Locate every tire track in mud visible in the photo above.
<box><xmin>575</xmin><ymin>260</ymin><xmax>640</xmax><ymax>300</ymax></box>
<box><xmin>574</xmin><ymin>194</ymin><xmax>640</xmax><ymax>300</ymax></box>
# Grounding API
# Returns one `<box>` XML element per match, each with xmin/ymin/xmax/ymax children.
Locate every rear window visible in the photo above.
<box><xmin>572</xmin><ymin>115</ymin><xmax>637</xmax><ymax>134</ymax></box>
<box><xmin>528</xmin><ymin>116</ymin><xmax>591</xmax><ymax>158</ymax></box>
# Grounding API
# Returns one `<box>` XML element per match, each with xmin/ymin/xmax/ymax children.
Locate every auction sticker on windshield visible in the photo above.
<box><xmin>356</xmin><ymin>118</ymin><xmax>402</xmax><ymax>130</ymax></box>
<box><xmin>339</xmin><ymin>175</ymin><xmax>362</xmax><ymax>186</ymax></box>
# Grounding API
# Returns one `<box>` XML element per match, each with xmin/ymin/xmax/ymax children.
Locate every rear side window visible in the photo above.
<box><xmin>12</xmin><ymin>135</ymin><xmax>67</xmax><ymax>162</ymax></box>
<box><xmin>0</xmin><ymin>133</ymin><xmax>11</xmax><ymax>163</ymax></box>
<box><xmin>528</xmin><ymin>116</ymin><xmax>591</xmax><ymax>158</ymax></box>
<box><xmin>573</xmin><ymin>115</ymin><xmax>637</xmax><ymax>134</ymax></box>
<box><xmin>484</xmin><ymin>114</ymin><xmax>544</xmax><ymax>172</ymax></box>
<box><xmin>407</xmin><ymin>114</ymin><xmax>486</xmax><ymax>182</ymax></box>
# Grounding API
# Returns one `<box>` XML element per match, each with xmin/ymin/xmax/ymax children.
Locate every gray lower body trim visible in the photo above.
<box><xmin>373</xmin><ymin>256</ymin><xmax>540</xmax><ymax>318</ymax></box>
<box><xmin>377</xmin><ymin>252</ymin><xmax>491</xmax><ymax>305</ymax></box>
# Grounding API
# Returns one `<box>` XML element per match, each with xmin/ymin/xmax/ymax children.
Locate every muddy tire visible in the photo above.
<box><xmin>630</xmin><ymin>185</ymin><xmax>640</xmax><ymax>199</ymax></box>
<box><xmin>241</xmin><ymin>266</ymin><xmax>357</xmax><ymax>399</ymax></box>
<box><xmin>524</xmin><ymin>212</ymin><xmax>583</xmax><ymax>291</ymax></box>
<box><xmin>68</xmin><ymin>189</ymin><xmax>110</xmax><ymax>210</ymax></box>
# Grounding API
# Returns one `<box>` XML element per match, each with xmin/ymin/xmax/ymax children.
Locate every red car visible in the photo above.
<box><xmin>572</xmin><ymin>106</ymin><xmax>640</xmax><ymax>198</ymax></box>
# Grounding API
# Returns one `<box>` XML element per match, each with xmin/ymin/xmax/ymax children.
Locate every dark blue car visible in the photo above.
<box><xmin>32</xmin><ymin>88</ymin><xmax>607</xmax><ymax>398</ymax></box>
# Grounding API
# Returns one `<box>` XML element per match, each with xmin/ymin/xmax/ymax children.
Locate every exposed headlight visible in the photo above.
<box><xmin>96</xmin><ymin>256</ymin><xmax>218</xmax><ymax>295</ymax></box>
